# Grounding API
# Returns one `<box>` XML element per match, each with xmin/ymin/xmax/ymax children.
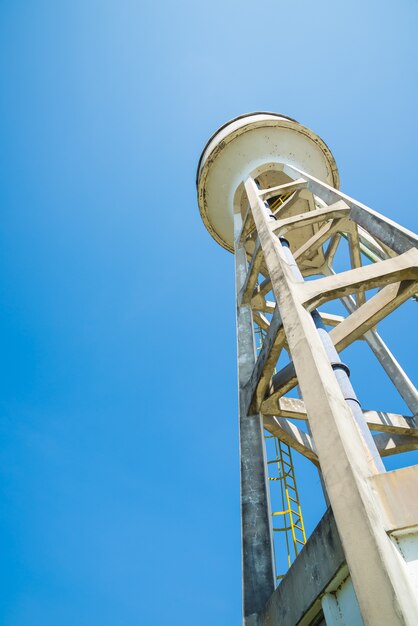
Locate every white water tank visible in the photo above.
<box><xmin>196</xmin><ymin>112</ymin><xmax>339</xmax><ymax>253</ymax></box>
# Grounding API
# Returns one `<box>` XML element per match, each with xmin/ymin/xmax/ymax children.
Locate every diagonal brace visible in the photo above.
<box><xmin>239</xmin><ymin>239</ymin><xmax>264</xmax><ymax>305</ymax></box>
<box><xmin>330</xmin><ymin>280</ymin><xmax>418</xmax><ymax>352</ymax></box>
<box><xmin>301</xmin><ymin>248</ymin><xmax>418</xmax><ymax>310</ymax></box>
<box><xmin>245</xmin><ymin>306</ymin><xmax>285</xmax><ymax>414</ymax></box>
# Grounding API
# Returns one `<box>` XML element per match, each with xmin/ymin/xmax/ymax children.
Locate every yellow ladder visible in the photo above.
<box><xmin>266</xmin><ymin>436</ymin><xmax>307</xmax><ymax>579</ymax></box>
<box><xmin>255</xmin><ymin>323</ymin><xmax>307</xmax><ymax>581</ymax></box>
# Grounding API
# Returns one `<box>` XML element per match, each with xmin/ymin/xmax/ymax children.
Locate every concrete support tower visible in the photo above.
<box><xmin>196</xmin><ymin>113</ymin><xmax>418</xmax><ymax>626</ymax></box>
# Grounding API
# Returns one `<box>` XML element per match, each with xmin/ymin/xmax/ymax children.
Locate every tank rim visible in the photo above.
<box><xmin>195</xmin><ymin>111</ymin><xmax>299</xmax><ymax>188</ymax></box>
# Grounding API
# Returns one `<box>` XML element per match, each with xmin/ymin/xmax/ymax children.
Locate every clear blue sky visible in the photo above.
<box><xmin>0</xmin><ymin>1</ymin><xmax>417</xmax><ymax>624</ymax></box>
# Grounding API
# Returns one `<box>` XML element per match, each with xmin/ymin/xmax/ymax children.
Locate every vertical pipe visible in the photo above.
<box><xmin>323</xmin><ymin>265</ymin><xmax>418</xmax><ymax>417</ymax></box>
<box><xmin>274</xmin><ymin>228</ymin><xmax>384</xmax><ymax>472</ymax></box>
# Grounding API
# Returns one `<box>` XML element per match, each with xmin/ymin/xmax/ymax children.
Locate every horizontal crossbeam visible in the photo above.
<box><xmin>373</xmin><ymin>433</ymin><xmax>418</xmax><ymax>456</ymax></box>
<box><xmin>273</xmin><ymin>397</ymin><xmax>418</xmax><ymax>437</ymax></box>
<box><xmin>263</xmin><ymin>412</ymin><xmax>418</xmax><ymax>461</ymax></box>
<box><xmin>300</xmin><ymin>248</ymin><xmax>418</xmax><ymax>310</ymax></box>
<box><xmin>258</xmin><ymin>178</ymin><xmax>307</xmax><ymax>201</ymax></box>
<box><xmin>329</xmin><ymin>280</ymin><xmax>418</xmax><ymax>352</ymax></box>
<box><xmin>271</xmin><ymin>201</ymin><xmax>350</xmax><ymax>235</ymax></box>
<box><xmin>280</xmin><ymin>164</ymin><xmax>418</xmax><ymax>254</ymax></box>
<box><xmin>263</xmin><ymin>415</ymin><xmax>318</xmax><ymax>464</ymax></box>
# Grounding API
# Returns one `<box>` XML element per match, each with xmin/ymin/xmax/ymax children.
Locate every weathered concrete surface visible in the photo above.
<box><xmin>235</xmin><ymin>211</ymin><xmax>275</xmax><ymax>621</ymax></box>
<box><xmin>370</xmin><ymin>465</ymin><xmax>418</xmax><ymax>532</ymax></box>
<box><xmin>259</xmin><ymin>508</ymin><xmax>345</xmax><ymax>626</ymax></box>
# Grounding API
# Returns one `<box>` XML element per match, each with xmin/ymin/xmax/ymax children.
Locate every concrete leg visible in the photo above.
<box><xmin>234</xmin><ymin>210</ymin><xmax>275</xmax><ymax>623</ymax></box>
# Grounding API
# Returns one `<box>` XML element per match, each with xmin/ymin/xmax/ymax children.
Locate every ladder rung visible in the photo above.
<box><xmin>267</xmin><ymin>436</ymin><xmax>307</xmax><ymax>582</ymax></box>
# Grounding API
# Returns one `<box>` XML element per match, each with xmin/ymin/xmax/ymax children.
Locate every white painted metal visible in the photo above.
<box><xmin>322</xmin><ymin>576</ymin><xmax>364</xmax><ymax>626</ymax></box>
<box><xmin>393</xmin><ymin>530</ymin><xmax>418</xmax><ymax>598</ymax></box>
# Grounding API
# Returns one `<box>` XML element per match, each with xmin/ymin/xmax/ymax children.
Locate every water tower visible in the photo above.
<box><xmin>197</xmin><ymin>113</ymin><xmax>418</xmax><ymax>626</ymax></box>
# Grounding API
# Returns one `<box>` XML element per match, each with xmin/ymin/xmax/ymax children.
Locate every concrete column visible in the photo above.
<box><xmin>234</xmin><ymin>210</ymin><xmax>275</xmax><ymax>624</ymax></box>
